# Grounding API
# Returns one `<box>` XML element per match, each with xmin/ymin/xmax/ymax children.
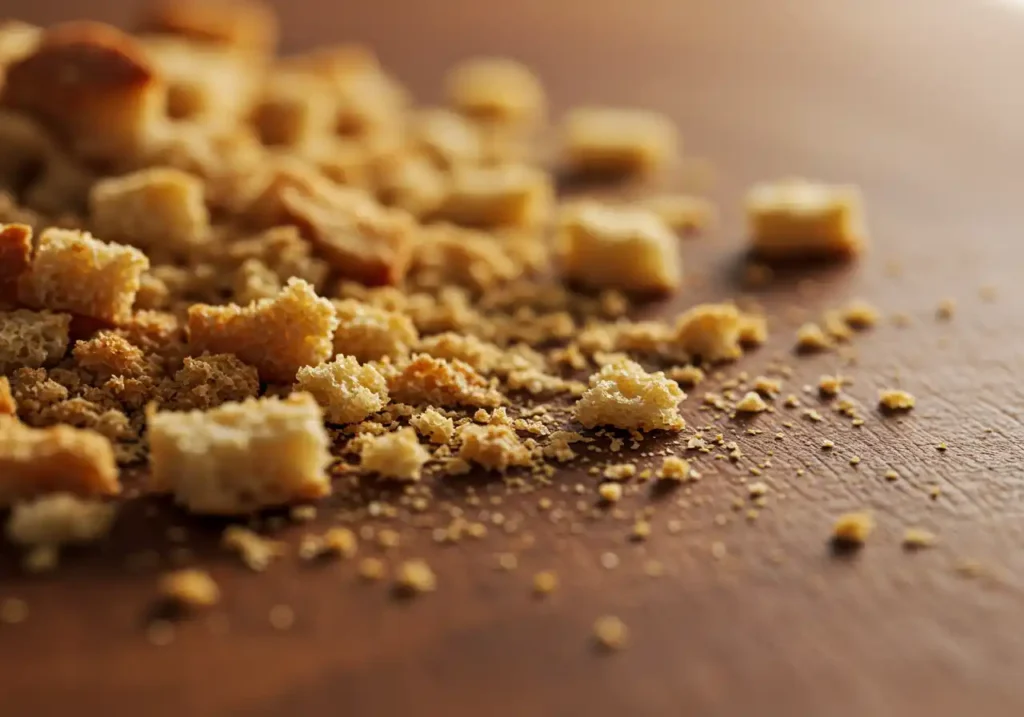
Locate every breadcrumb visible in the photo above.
<box><xmin>533</xmin><ymin>570</ymin><xmax>558</xmax><ymax>596</ymax></box>
<box><xmin>410</xmin><ymin>407</ymin><xmax>455</xmax><ymax>445</ymax></box>
<box><xmin>299</xmin><ymin>527</ymin><xmax>358</xmax><ymax>560</ymax></box>
<box><xmin>735</xmin><ymin>391</ymin><xmax>768</xmax><ymax>414</ymax></box>
<box><xmin>563</xmin><ymin>107</ymin><xmax>677</xmax><ymax>175</ymax></box>
<box><xmin>295</xmin><ymin>355</ymin><xmax>389</xmax><ymax>425</ymax></box>
<box><xmin>221</xmin><ymin>526</ymin><xmax>284</xmax><ymax>572</ymax></box>
<box><xmin>5</xmin><ymin>493</ymin><xmax>116</xmax><ymax>547</ymax></box>
<box><xmin>360</xmin><ymin>427</ymin><xmax>430</xmax><ymax>481</ymax></box>
<box><xmin>598</xmin><ymin>482</ymin><xmax>623</xmax><ymax>503</ymax></box>
<box><xmin>657</xmin><ymin>456</ymin><xmax>691</xmax><ymax>481</ymax></box>
<box><xmin>832</xmin><ymin>512</ymin><xmax>873</xmax><ymax>547</ymax></box>
<box><xmin>902</xmin><ymin>528</ymin><xmax>937</xmax><ymax>550</ymax></box>
<box><xmin>332</xmin><ymin>298</ymin><xmax>418</xmax><ymax>362</ymax></box>
<box><xmin>795</xmin><ymin>322</ymin><xmax>832</xmax><ymax>353</ymax></box>
<box><xmin>879</xmin><ymin>389</ymin><xmax>915</xmax><ymax>411</ymax></box>
<box><xmin>575</xmin><ymin>359</ymin><xmax>685</xmax><ymax>432</ymax></box>
<box><xmin>842</xmin><ymin>299</ymin><xmax>879</xmax><ymax>329</ymax></box>
<box><xmin>592</xmin><ymin>615</ymin><xmax>628</xmax><ymax>651</ymax></box>
<box><xmin>0</xmin><ymin>309</ymin><xmax>70</xmax><ymax>374</ymax></box>
<box><xmin>389</xmin><ymin>354</ymin><xmax>502</xmax><ymax>408</ymax></box>
<box><xmin>394</xmin><ymin>558</ymin><xmax>436</xmax><ymax>595</ymax></box>
<box><xmin>458</xmin><ymin>424</ymin><xmax>531</xmax><ymax>472</ymax></box>
<box><xmin>674</xmin><ymin>303</ymin><xmax>742</xmax><ymax>363</ymax></box>
<box><xmin>158</xmin><ymin>569</ymin><xmax>220</xmax><ymax>609</ymax></box>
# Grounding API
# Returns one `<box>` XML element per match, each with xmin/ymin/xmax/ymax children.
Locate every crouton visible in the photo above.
<box><xmin>1</xmin><ymin>22</ymin><xmax>163</xmax><ymax>164</ymax></box>
<box><xmin>90</xmin><ymin>167</ymin><xmax>210</xmax><ymax>250</ymax></box>
<box><xmin>187</xmin><ymin>278</ymin><xmax>338</xmax><ymax>382</ymax></box>
<box><xmin>0</xmin><ymin>417</ymin><xmax>120</xmax><ymax>506</ymax></box>
<box><xmin>559</xmin><ymin>202</ymin><xmax>681</xmax><ymax>294</ymax></box>
<box><xmin>562</xmin><ymin>107</ymin><xmax>678</xmax><ymax>175</ymax></box>
<box><xmin>746</xmin><ymin>178</ymin><xmax>867</xmax><ymax>259</ymax></box>
<box><xmin>17</xmin><ymin>228</ymin><xmax>149</xmax><ymax>324</ymax></box>
<box><xmin>148</xmin><ymin>393</ymin><xmax>332</xmax><ymax>515</ymax></box>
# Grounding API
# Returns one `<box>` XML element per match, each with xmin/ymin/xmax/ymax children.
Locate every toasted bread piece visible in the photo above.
<box><xmin>90</xmin><ymin>167</ymin><xmax>210</xmax><ymax>251</ymax></box>
<box><xmin>141</xmin><ymin>0</ymin><xmax>278</xmax><ymax>55</ymax></box>
<box><xmin>17</xmin><ymin>228</ymin><xmax>149</xmax><ymax>324</ymax></box>
<box><xmin>148</xmin><ymin>393</ymin><xmax>331</xmax><ymax>515</ymax></box>
<box><xmin>0</xmin><ymin>222</ymin><xmax>32</xmax><ymax>301</ymax></box>
<box><xmin>0</xmin><ymin>416</ymin><xmax>120</xmax><ymax>507</ymax></box>
<box><xmin>1</xmin><ymin>22</ymin><xmax>163</xmax><ymax>165</ymax></box>
<box><xmin>187</xmin><ymin>278</ymin><xmax>338</xmax><ymax>382</ymax></box>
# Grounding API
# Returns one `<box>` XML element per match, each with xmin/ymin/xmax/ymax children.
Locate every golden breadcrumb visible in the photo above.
<box><xmin>592</xmin><ymin>615</ymin><xmax>628</xmax><ymax>650</ymax></box>
<box><xmin>735</xmin><ymin>391</ymin><xmax>768</xmax><ymax>414</ymax></box>
<box><xmin>158</xmin><ymin>569</ymin><xmax>220</xmax><ymax>608</ymax></box>
<box><xmin>533</xmin><ymin>570</ymin><xmax>558</xmax><ymax>596</ymax></box>
<box><xmin>149</xmin><ymin>393</ymin><xmax>332</xmax><ymax>514</ymax></box>
<box><xmin>332</xmin><ymin>298</ymin><xmax>418</xmax><ymax>362</ymax></box>
<box><xmin>576</xmin><ymin>359</ymin><xmax>684</xmax><ymax>432</ymax></box>
<box><xmin>299</xmin><ymin>527</ymin><xmax>358</xmax><ymax>560</ymax></box>
<box><xmin>394</xmin><ymin>558</ymin><xmax>436</xmax><ymax>595</ymax></box>
<box><xmin>674</xmin><ymin>303</ymin><xmax>742</xmax><ymax>363</ymax></box>
<box><xmin>902</xmin><ymin>528</ymin><xmax>937</xmax><ymax>550</ymax></box>
<box><xmin>188</xmin><ymin>278</ymin><xmax>338</xmax><ymax>382</ymax></box>
<box><xmin>166</xmin><ymin>353</ymin><xmax>259</xmax><ymax>411</ymax></box>
<box><xmin>818</xmin><ymin>374</ymin><xmax>843</xmax><ymax>397</ymax></box>
<box><xmin>598</xmin><ymin>482</ymin><xmax>623</xmax><ymax>503</ymax></box>
<box><xmin>5</xmin><ymin>493</ymin><xmax>116</xmax><ymax>546</ymax></box>
<box><xmin>360</xmin><ymin>427</ymin><xmax>430</xmax><ymax>481</ymax></box>
<box><xmin>295</xmin><ymin>355</ymin><xmax>389</xmax><ymax>425</ymax></box>
<box><xmin>18</xmin><ymin>228</ymin><xmax>149</xmax><ymax>324</ymax></box>
<box><xmin>458</xmin><ymin>424</ymin><xmax>531</xmax><ymax>472</ymax></box>
<box><xmin>832</xmin><ymin>511</ymin><xmax>874</xmax><ymax>547</ymax></box>
<box><xmin>0</xmin><ymin>417</ymin><xmax>120</xmax><ymax>506</ymax></box>
<box><xmin>0</xmin><ymin>309</ymin><xmax>70</xmax><ymax>374</ymax></box>
<box><xmin>410</xmin><ymin>407</ymin><xmax>455</xmax><ymax>445</ymax></box>
<box><xmin>434</xmin><ymin>163</ymin><xmax>551</xmax><ymax>229</ymax></box>
<box><xmin>658</xmin><ymin>456</ymin><xmax>691</xmax><ymax>481</ymax></box>
<box><xmin>841</xmin><ymin>299</ymin><xmax>879</xmax><ymax>329</ymax></box>
<box><xmin>559</xmin><ymin>202</ymin><xmax>681</xmax><ymax>294</ymax></box>
<box><xmin>878</xmin><ymin>389</ymin><xmax>915</xmax><ymax>411</ymax></box>
<box><xmin>746</xmin><ymin>178</ymin><xmax>867</xmax><ymax>259</ymax></box>
<box><xmin>221</xmin><ymin>525</ymin><xmax>285</xmax><ymax>572</ymax></box>
<box><xmin>563</xmin><ymin>107</ymin><xmax>677</xmax><ymax>175</ymax></box>
<box><xmin>753</xmin><ymin>376</ymin><xmax>781</xmax><ymax>397</ymax></box>
<box><xmin>795</xmin><ymin>322</ymin><xmax>832</xmax><ymax>353</ymax></box>
<box><xmin>389</xmin><ymin>354</ymin><xmax>503</xmax><ymax>408</ymax></box>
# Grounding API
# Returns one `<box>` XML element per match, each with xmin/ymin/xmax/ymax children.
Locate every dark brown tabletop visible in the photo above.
<box><xmin>4</xmin><ymin>0</ymin><xmax>1024</xmax><ymax>715</ymax></box>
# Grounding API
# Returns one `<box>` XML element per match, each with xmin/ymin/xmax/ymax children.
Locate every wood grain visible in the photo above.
<box><xmin>4</xmin><ymin>1</ymin><xmax>1024</xmax><ymax>715</ymax></box>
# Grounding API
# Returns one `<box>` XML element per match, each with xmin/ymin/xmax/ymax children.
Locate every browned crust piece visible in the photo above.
<box><xmin>0</xmin><ymin>416</ymin><xmax>120</xmax><ymax>507</ymax></box>
<box><xmin>140</xmin><ymin>0</ymin><xmax>278</xmax><ymax>56</ymax></box>
<box><xmin>0</xmin><ymin>222</ymin><xmax>31</xmax><ymax>302</ymax></box>
<box><xmin>0</xmin><ymin>22</ymin><xmax>161</xmax><ymax>165</ymax></box>
<box><xmin>0</xmin><ymin>376</ymin><xmax>15</xmax><ymax>415</ymax></box>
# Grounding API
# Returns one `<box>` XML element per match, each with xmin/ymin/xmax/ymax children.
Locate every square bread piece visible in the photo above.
<box><xmin>562</xmin><ymin>107</ymin><xmax>678</xmax><ymax>175</ymax></box>
<box><xmin>90</xmin><ymin>167</ymin><xmax>210</xmax><ymax>251</ymax></box>
<box><xmin>148</xmin><ymin>393</ymin><xmax>332</xmax><ymax>515</ymax></box>
<box><xmin>745</xmin><ymin>178</ymin><xmax>867</xmax><ymax>259</ymax></box>
<box><xmin>17</xmin><ymin>228</ymin><xmax>149</xmax><ymax>324</ymax></box>
<box><xmin>559</xmin><ymin>202</ymin><xmax>682</xmax><ymax>294</ymax></box>
<box><xmin>0</xmin><ymin>417</ymin><xmax>121</xmax><ymax>507</ymax></box>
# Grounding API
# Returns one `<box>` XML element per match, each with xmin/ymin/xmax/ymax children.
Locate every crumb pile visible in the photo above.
<box><xmin>0</xmin><ymin>0</ymin><xmax>942</xmax><ymax>650</ymax></box>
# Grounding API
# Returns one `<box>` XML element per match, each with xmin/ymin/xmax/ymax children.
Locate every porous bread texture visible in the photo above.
<box><xmin>148</xmin><ymin>393</ymin><xmax>332</xmax><ymax>515</ymax></box>
<box><xmin>575</xmin><ymin>358</ymin><xmax>685</xmax><ymax>431</ymax></box>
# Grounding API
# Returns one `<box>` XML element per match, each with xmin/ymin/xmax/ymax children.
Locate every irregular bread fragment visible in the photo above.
<box><xmin>575</xmin><ymin>358</ymin><xmax>685</xmax><ymax>431</ymax></box>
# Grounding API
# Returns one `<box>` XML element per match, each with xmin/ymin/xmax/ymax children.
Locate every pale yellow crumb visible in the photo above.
<box><xmin>630</xmin><ymin>520</ymin><xmax>652</xmax><ymax>541</ymax></box>
<box><xmin>395</xmin><ymin>558</ymin><xmax>437</xmax><ymax>595</ymax></box>
<box><xmin>360</xmin><ymin>427</ymin><xmax>430</xmax><ymax>481</ymax></box>
<box><xmin>358</xmin><ymin>556</ymin><xmax>386</xmax><ymax>581</ymax></box>
<box><xmin>222</xmin><ymin>526</ymin><xmax>284</xmax><ymax>572</ymax></box>
<box><xmin>818</xmin><ymin>374</ymin><xmax>843</xmax><ymax>397</ymax></box>
<box><xmin>299</xmin><ymin>527</ymin><xmax>358</xmax><ymax>560</ymax></box>
<box><xmin>592</xmin><ymin>615</ymin><xmax>628</xmax><ymax>651</ymax></box>
<box><xmin>598</xmin><ymin>482</ymin><xmax>623</xmax><ymax>503</ymax></box>
<box><xmin>832</xmin><ymin>512</ymin><xmax>873</xmax><ymax>546</ymax></box>
<box><xmin>158</xmin><ymin>569</ymin><xmax>220</xmax><ymax>609</ymax></box>
<box><xmin>903</xmin><ymin>528</ymin><xmax>937</xmax><ymax>550</ymax></box>
<box><xmin>879</xmin><ymin>389</ymin><xmax>915</xmax><ymax>411</ymax></box>
<box><xmin>657</xmin><ymin>456</ymin><xmax>690</xmax><ymax>482</ymax></box>
<box><xmin>841</xmin><ymin>299</ymin><xmax>879</xmax><ymax>329</ymax></box>
<box><xmin>533</xmin><ymin>570</ymin><xmax>559</xmax><ymax>596</ymax></box>
<box><xmin>734</xmin><ymin>391</ymin><xmax>768</xmax><ymax>414</ymax></box>
<box><xmin>752</xmin><ymin>376</ymin><xmax>781</xmax><ymax>397</ymax></box>
<box><xmin>795</xmin><ymin>322</ymin><xmax>832</xmax><ymax>353</ymax></box>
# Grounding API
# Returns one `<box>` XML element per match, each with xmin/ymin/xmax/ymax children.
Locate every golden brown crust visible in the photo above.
<box><xmin>0</xmin><ymin>416</ymin><xmax>121</xmax><ymax>507</ymax></box>
<box><xmin>141</xmin><ymin>0</ymin><xmax>278</xmax><ymax>55</ymax></box>
<box><xmin>0</xmin><ymin>376</ymin><xmax>15</xmax><ymax>415</ymax></box>
<box><xmin>0</xmin><ymin>223</ymin><xmax>32</xmax><ymax>302</ymax></box>
<box><xmin>0</xmin><ymin>22</ymin><xmax>161</xmax><ymax>165</ymax></box>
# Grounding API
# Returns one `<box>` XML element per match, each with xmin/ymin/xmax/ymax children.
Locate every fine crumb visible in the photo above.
<box><xmin>598</xmin><ymin>482</ymin><xmax>623</xmax><ymax>503</ymax></box>
<box><xmin>575</xmin><ymin>358</ymin><xmax>685</xmax><ymax>432</ymax></box>
<box><xmin>832</xmin><ymin>511</ymin><xmax>874</xmax><ymax>548</ymax></box>
<box><xmin>657</xmin><ymin>456</ymin><xmax>691</xmax><ymax>482</ymax></box>
<box><xmin>752</xmin><ymin>375</ymin><xmax>781</xmax><ymax>397</ymax></box>
<box><xmin>299</xmin><ymin>527</ymin><xmax>358</xmax><ymax>560</ymax></box>
<box><xmin>157</xmin><ymin>569</ymin><xmax>220</xmax><ymax>609</ymax></box>
<box><xmin>533</xmin><ymin>570</ymin><xmax>558</xmax><ymax>596</ymax></box>
<box><xmin>5</xmin><ymin>493</ymin><xmax>116</xmax><ymax>548</ymax></box>
<box><xmin>592</xmin><ymin>615</ymin><xmax>628</xmax><ymax>651</ymax></box>
<box><xmin>841</xmin><ymin>299</ymin><xmax>879</xmax><ymax>329</ymax></box>
<box><xmin>795</xmin><ymin>323</ymin><xmax>832</xmax><ymax>353</ymax></box>
<box><xmin>902</xmin><ymin>528</ymin><xmax>937</xmax><ymax>550</ymax></box>
<box><xmin>394</xmin><ymin>558</ymin><xmax>437</xmax><ymax>596</ymax></box>
<box><xmin>818</xmin><ymin>374</ymin><xmax>843</xmax><ymax>397</ymax></box>
<box><xmin>734</xmin><ymin>391</ymin><xmax>768</xmax><ymax>414</ymax></box>
<box><xmin>358</xmin><ymin>556</ymin><xmax>386</xmax><ymax>581</ymax></box>
<box><xmin>360</xmin><ymin>427</ymin><xmax>430</xmax><ymax>481</ymax></box>
<box><xmin>221</xmin><ymin>526</ymin><xmax>285</xmax><ymax>572</ymax></box>
<box><xmin>389</xmin><ymin>355</ymin><xmax>503</xmax><ymax>408</ymax></box>
<box><xmin>879</xmin><ymin>389</ymin><xmax>915</xmax><ymax>411</ymax></box>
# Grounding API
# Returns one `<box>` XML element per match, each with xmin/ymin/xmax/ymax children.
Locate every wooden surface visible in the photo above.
<box><xmin>5</xmin><ymin>0</ymin><xmax>1024</xmax><ymax>715</ymax></box>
